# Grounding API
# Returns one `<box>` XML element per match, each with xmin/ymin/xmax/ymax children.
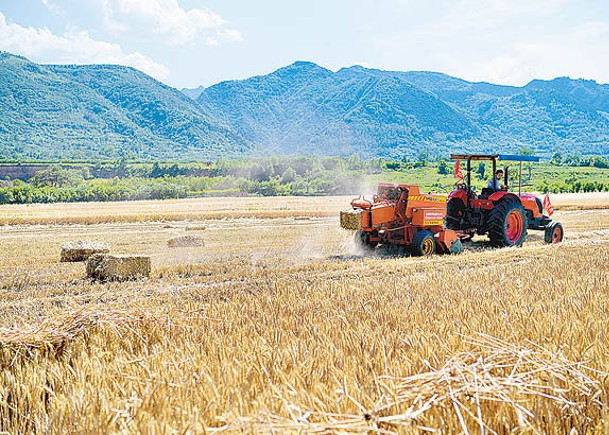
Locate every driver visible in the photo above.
<box><xmin>488</xmin><ymin>169</ymin><xmax>504</xmax><ymax>192</ymax></box>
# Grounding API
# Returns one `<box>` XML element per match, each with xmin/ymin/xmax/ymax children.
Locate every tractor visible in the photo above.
<box><xmin>340</xmin><ymin>183</ymin><xmax>464</xmax><ymax>256</ymax></box>
<box><xmin>445</xmin><ymin>154</ymin><xmax>564</xmax><ymax>246</ymax></box>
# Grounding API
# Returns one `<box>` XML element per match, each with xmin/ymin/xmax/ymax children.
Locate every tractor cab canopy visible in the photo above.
<box><xmin>497</xmin><ymin>154</ymin><xmax>540</xmax><ymax>163</ymax></box>
<box><xmin>449</xmin><ymin>153</ymin><xmax>541</xmax><ymax>195</ymax></box>
<box><xmin>450</xmin><ymin>154</ymin><xmax>540</xmax><ymax>163</ymax></box>
<box><xmin>451</xmin><ymin>154</ymin><xmax>499</xmax><ymax>161</ymax></box>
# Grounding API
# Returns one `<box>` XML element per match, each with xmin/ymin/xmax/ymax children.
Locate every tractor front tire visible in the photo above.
<box><xmin>487</xmin><ymin>199</ymin><xmax>527</xmax><ymax>247</ymax></box>
<box><xmin>445</xmin><ymin>198</ymin><xmax>465</xmax><ymax>230</ymax></box>
<box><xmin>412</xmin><ymin>230</ymin><xmax>436</xmax><ymax>256</ymax></box>
<box><xmin>544</xmin><ymin>222</ymin><xmax>564</xmax><ymax>244</ymax></box>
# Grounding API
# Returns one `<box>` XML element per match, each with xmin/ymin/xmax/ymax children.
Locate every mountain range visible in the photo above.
<box><xmin>1</xmin><ymin>52</ymin><xmax>608</xmax><ymax>160</ymax></box>
<box><xmin>0</xmin><ymin>52</ymin><xmax>244</xmax><ymax>160</ymax></box>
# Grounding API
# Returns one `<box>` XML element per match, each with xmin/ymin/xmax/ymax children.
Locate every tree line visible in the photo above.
<box><xmin>0</xmin><ymin>155</ymin><xmax>608</xmax><ymax>205</ymax></box>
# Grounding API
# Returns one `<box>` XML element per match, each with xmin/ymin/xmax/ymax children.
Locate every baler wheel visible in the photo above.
<box><xmin>412</xmin><ymin>230</ymin><xmax>436</xmax><ymax>257</ymax></box>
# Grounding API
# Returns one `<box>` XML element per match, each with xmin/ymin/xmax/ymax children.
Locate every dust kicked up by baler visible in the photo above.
<box><xmin>340</xmin><ymin>183</ymin><xmax>464</xmax><ymax>256</ymax></box>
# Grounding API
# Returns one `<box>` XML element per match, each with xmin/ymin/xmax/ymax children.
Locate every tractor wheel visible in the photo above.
<box><xmin>544</xmin><ymin>222</ymin><xmax>564</xmax><ymax>244</ymax></box>
<box><xmin>355</xmin><ymin>230</ymin><xmax>377</xmax><ymax>251</ymax></box>
<box><xmin>412</xmin><ymin>230</ymin><xmax>436</xmax><ymax>256</ymax></box>
<box><xmin>487</xmin><ymin>199</ymin><xmax>527</xmax><ymax>247</ymax></box>
<box><xmin>445</xmin><ymin>198</ymin><xmax>465</xmax><ymax>230</ymax></box>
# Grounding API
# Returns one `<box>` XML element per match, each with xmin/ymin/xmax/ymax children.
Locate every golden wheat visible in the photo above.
<box><xmin>0</xmin><ymin>193</ymin><xmax>608</xmax><ymax>433</ymax></box>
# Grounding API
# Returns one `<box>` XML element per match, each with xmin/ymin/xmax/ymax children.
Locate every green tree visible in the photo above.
<box><xmin>280</xmin><ymin>167</ymin><xmax>296</xmax><ymax>184</ymax></box>
<box><xmin>476</xmin><ymin>162</ymin><xmax>486</xmax><ymax>180</ymax></box>
<box><xmin>30</xmin><ymin>166</ymin><xmax>83</xmax><ymax>188</ymax></box>
<box><xmin>519</xmin><ymin>146</ymin><xmax>534</xmax><ymax>156</ymax></box>
<box><xmin>437</xmin><ymin>159</ymin><xmax>450</xmax><ymax>175</ymax></box>
<box><xmin>415</xmin><ymin>151</ymin><xmax>429</xmax><ymax>168</ymax></box>
<box><xmin>550</xmin><ymin>152</ymin><xmax>563</xmax><ymax>165</ymax></box>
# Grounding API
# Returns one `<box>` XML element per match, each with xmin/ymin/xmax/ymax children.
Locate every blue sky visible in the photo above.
<box><xmin>0</xmin><ymin>0</ymin><xmax>608</xmax><ymax>89</ymax></box>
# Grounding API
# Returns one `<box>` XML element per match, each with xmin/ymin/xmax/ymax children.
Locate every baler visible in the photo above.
<box><xmin>341</xmin><ymin>183</ymin><xmax>464</xmax><ymax>256</ymax></box>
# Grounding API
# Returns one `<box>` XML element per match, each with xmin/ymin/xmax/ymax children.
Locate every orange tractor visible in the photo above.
<box><xmin>340</xmin><ymin>183</ymin><xmax>464</xmax><ymax>256</ymax></box>
<box><xmin>445</xmin><ymin>154</ymin><xmax>564</xmax><ymax>246</ymax></box>
<box><xmin>341</xmin><ymin>153</ymin><xmax>564</xmax><ymax>255</ymax></box>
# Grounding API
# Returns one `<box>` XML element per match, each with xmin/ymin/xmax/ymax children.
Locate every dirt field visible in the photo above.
<box><xmin>1</xmin><ymin>193</ymin><xmax>609</xmax><ymax>433</ymax></box>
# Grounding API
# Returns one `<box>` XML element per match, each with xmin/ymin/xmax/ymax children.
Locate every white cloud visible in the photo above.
<box><xmin>41</xmin><ymin>0</ymin><xmax>61</xmax><ymax>13</ymax></box>
<box><xmin>105</xmin><ymin>0</ymin><xmax>235</xmax><ymax>46</ymax></box>
<box><xmin>0</xmin><ymin>12</ymin><xmax>169</xmax><ymax>80</ymax></box>
<box><xmin>369</xmin><ymin>0</ymin><xmax>609</xmax><ymax>85</ymax></box>
<box><xmin>433</xmin><ymin>18</ymin><xmax>609</xmax><ymax>85</ymax></box>
<box><xmin>431</xmin><ymin>0</ymin><xmax>609</xmax><ymax>85</ymax></box>
<box><xmin>206</xmin><ymin>29</ymin><xmax>243</xmax><ymax>47</ymax></box>
<box><xmin>431</xmin><ymin>0</ymin><xmax>571</xmax><ymax>33</ymax></box>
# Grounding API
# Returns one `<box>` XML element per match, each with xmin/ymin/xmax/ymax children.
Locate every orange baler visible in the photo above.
<box><xmin>340</xmin><ymin>183</ymin><xmax>463</xmax><ymax>256</ymax></box>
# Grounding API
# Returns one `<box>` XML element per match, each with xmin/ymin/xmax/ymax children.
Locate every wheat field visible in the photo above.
<box><xmin>1</xmin><ymin>194</ymin><xmax>609</xmax><ymax>433</ymax></box>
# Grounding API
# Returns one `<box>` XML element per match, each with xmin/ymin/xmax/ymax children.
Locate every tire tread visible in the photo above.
<box><xmin>487</xmin><ymin>199</ymin><xmax>527</xmax><ymax>247</ymax></box>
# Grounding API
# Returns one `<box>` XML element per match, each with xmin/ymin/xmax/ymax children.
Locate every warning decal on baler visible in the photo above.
<box><xmin>412</xmin><ymin>208</ymin><xmax>445</xmax><ymax>226</ymax></box>
<box><xmin>409</xmin><ymin>195</ymin><xmax>447</xmax><ymax>203</ymax></box>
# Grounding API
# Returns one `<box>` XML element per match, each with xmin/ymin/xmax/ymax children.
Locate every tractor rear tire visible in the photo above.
<box><xmin>445</xmin><ymin>198</ymin><xmax>465</xmax><ymax>230</ymax></box>
<box><xmin>487</xmin><ymin>199</ymin><xmax>527</xmax><ymax>247</ymax></box>
<box><xmin>412</xmin><ymin>230</ymin><xmax>436</xmax><ymax>256</ymax></box>
<box><xmin>544</xmin><ymin>222</ymin><xmax>564</xmax><ymax>244</ymax></box>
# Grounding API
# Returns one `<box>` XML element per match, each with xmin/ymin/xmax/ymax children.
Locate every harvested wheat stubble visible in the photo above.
<box><xmin>86</xmin><ymin>254</ymin><xmax>151</xmax><ymax>281</ymax></box>
<box><xmin>60</xmin><ymin>241</ymin><xmax>111</xmax><ymax>262</ymax></box>
<box><xmin>167</xmin><ymin>235</ymin><xmax>205</xmax><ymax>247</ymax></box>
<box><xmin>209</xmin><ymin>334</ymin><xmax>603</xmax><ymax>434</ymax></box>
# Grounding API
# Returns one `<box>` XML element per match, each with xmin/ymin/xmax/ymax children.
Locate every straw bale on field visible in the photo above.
<box><xmin>185</xmin><ymin>225</ymin><xmax>207</xmax><ymax>231</ymax></box>
<box><xmin>86</xmin><ymin>254</ymin><xmax>151</xmax><ymax>281</ymax></box>
<box><xmin>0</xmin><ymin>310</ymin><xmax>152</xmax><ymax>353</ymax></box>
<box><xmin>167</xmin><ymin>235</ymin><xmax>205</xmax><ymax>247</ymax></box>
<box><xmin>60</xmin><ymin>241</ymin><xmax>111</xmax><ymax>262</ymax></box>
<box><xmin>340</xmin><ymin>209</ymin><xmax>363</xmax><ymax>230</ymax></box>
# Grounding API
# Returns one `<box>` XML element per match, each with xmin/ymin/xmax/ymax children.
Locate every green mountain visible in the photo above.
<box><xmin>400</xmin><ymin>72</ymin><xmax>609</xmax><ymax>156</ymax></box>
<box><xmin>197</xmin><ymin>63</ymin><xmax>609</xmax><ymax>158</ymax></box>
<box><xmin>1</xmin><ymin>52</ymin><xmax>608</xmax><ymax>160</ymax></box>
<box><xmin>0</xmin><ymin>52</ymin><xmax>244</xmax><ymax>160</ymax></box>
<box><xmin>197</xmin><ymin>62</ymin><xmax>479</xmax><ymax>157</ymax></box>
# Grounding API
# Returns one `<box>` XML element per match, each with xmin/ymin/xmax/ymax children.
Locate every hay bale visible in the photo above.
<box><xmin>340</xmin><ymin>209</ymin><xmax>363</xmax><ymax>231</ymax></box>
<box><xmin>185</xmin><ymin>225</ymin><xmax>207</xmax><ymax>231</ymax></box>
<box><xmin>167</xmin><ymin>235</ymin><xmax>205</xmax><ymax>248</ymax></box>
<box><xmin>60</xmin><ymin>241</ymin><xmax>111</xmax><ymax>262</ymax></box>
<box><xmin>86</xmin><ymin>254</ymin><xmax>151</xmax><ymax>281</ymax></box>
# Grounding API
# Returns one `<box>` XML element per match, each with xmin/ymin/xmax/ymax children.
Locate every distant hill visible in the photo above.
<box><xmin>196</xmin><ymin>62</ymin><xmax>609</xmax><ymax>158</ymax></box>
<box><xmin>181</xmin><ymin>86</ymin><xmax>206</xmax><ymax>101</ymax></box>
<box><xmin>1</xmin><ymin>52</ymin><xmax>608</xmax><ymax>160</ymax></box>
<box><xmin>0</xmin><ymin>52</ymin><xmax>244</xmax><ymax>160</ymax></box>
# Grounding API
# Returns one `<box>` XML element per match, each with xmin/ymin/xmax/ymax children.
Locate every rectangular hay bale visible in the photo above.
<box><xmin>340</xmin><ymin>209</ymin><xmax>363</xmax><ymax>231</ymax></box>
<box><xmin>61</xmin><ymin>241</ymin><xmax>111</xmax><ymax>262</ymax></box>
<box><xmin>86</xmin><ymin>254</ymin><xmax>151</xmax><ymax>281</ymax></box>
<box><xmin>167</xmin><ymin>235</ymin><xmax>205</xmax><ymax>248</ymax></box>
